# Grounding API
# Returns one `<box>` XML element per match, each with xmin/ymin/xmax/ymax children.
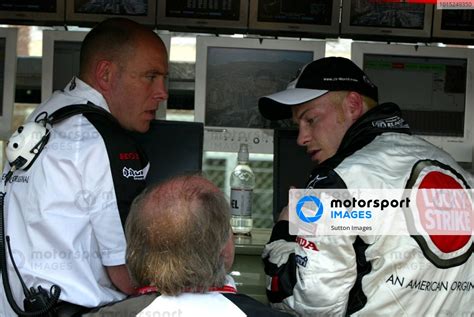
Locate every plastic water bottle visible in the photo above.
<box><xmin>230</xmin><ymin>143</ymin><xmax>255</xmax><ymax>235</ymax></box>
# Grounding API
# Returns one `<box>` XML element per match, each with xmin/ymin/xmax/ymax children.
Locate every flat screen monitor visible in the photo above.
<box><xmin>65</xmin><ymin>0</ymin><xmax>156</xmax><ymax>27</ymax></box>
<box><xmin>432</xmin><ymin>9</ymin><xmax>474</xmax><ymax>44</ymax></box>
<box><xmin>0</xmin><ymin>28</ymin><xmax>17</xmax><ymax>140</ymax></box>
<box><xmin>194</xmin><ymin>36</ymin><xmax>325</xmax><ymax>154</ymax></box>
<box><xmin>0</xmin><ymin>0</ymin><xmax>65</xmax><ymax>25</ymax></box>
<box><xmin>273</xmin><ymin>129</ymin><xmax>314</xmax><ymax>222</ymax></box>
<box><xmin>41</xmin><ymin>30</ymin><xmax>170</xmax><ymax>119</ymax></box>
<box><xmin>351</xmin><ymin>42</ymin><xmax>474</xmax><ymax>163</ymax></box>
<box><xmin>131</xmin><ymin>119</ymin><xmax>204</xmax><ymax>185</ymax></box>
<box><xmin>248</xmin><ymin>0</ymin><xmax>340</xmax><ymax>38</ymax></box>
<box><xmin>156</xmin><ymin>0</ymin><xmax>248</xmax><ymax>34</ymax></box>
<box><xmin>340</xmin><ymin>0</ymin><xmax>433</xmax><ymax>41</ymax></box>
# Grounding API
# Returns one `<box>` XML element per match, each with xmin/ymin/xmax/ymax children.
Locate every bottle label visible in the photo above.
<box><xmin>230</xmin><ymin>188</ymin><xmax>252</xmax><ymax>217</ymax></box>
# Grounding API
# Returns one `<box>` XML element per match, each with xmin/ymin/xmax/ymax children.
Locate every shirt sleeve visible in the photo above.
<box><xmin>79</xmin><ymin>125</ymin><xmax>127</xmax><ymax>267</ymax></box>
<box><xmin>262</xmin><ymin>168</ymin><xmax>360</xmax><ymax>316</ymax></box>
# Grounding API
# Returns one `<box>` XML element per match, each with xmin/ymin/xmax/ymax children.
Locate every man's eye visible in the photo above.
<box><xmin>146</xmin><ymin>75</ymin><xmax>157</xmax><ymax>81</ymax></box>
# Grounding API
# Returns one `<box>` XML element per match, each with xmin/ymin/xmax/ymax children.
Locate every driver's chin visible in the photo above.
<box><xmin>136</xmin><ymin>120</ymin><xmax>151</xmax><ymax>133</ymax></box>
<box><xmin>313</xmin><ymin>152</ymin><xmax>328</xmax><ymax>164</ymax></box>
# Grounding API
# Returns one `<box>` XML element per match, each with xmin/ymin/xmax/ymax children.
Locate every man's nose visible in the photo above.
<box><xmin>297</xmin><ymin>127</ymin><xmax>310</xmax><ymax>147</ymax></box>
<box><xmin>154</xmin><ymin>78</ymin><xmax>168</xmax><ymax>102</ymax></box>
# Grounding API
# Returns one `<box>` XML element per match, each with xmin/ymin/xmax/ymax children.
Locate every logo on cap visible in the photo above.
<box><xmin>362</xmin><ymin>75</ymin><xmax>376</xmax><ymax>87</ymax></box>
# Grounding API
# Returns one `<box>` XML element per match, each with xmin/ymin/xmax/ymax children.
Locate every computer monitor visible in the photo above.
<box><xmin>432</xmin><ymin>9</ymin><xmax>474</xmax><ymax>45</ymax></box>
<box><xmin>248</xmin><ymin>0</ymin><xmax>340</xmax><ymax>38</ymax></box>
<box><xmin>340</xmin><ymin>0</ymin><xmax>433</xmax><ymax>42</ymax></box>
<box><xmin>156</xmin><ymin>0</ymin><xmax>248</xmax><ymax>34</ymax></box>
<box><xmin>194</xmin><ymin>36</ymin><xmax>325</xmax><ymax>154</ymax></box>
<box><xmin>41</xmin><ymin>30</ymin><xmax>86</xmax><ymax>102</ymax></box>
<box><xmin>0</xmin><ymin>28</ymin><xmax>17</xmax><ymax>140</ymax></box>
<box><xmin>131</xmin><ymin>119</ymin><xmax>204</xmax><ymax>185</ymax></box>
<box><xmin>41</xmin><ymin>30</ymin><xmax>171</xmax><ymax>118</ymax></box>
<box><xmin>0</xmin><ymin>0</ymin><xmax>65</xmax><ymax>26</ymax></box>
<box><xmin>65</xmin><ymin>0</ymin><xmax>156</xmax><ymax>27</ymax></box>
<box><xmin>351</xmin><ymin>42</ymin><xmax>474</xmax><ymax>163</ymax></box>
<box><xmin>273</xmin><ymin>129</ymin><xmax>314</xmax><ymax>222</ymax></box>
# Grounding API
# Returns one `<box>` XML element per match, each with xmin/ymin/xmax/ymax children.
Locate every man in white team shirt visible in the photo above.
<box><xmin>1</xmin><ymin>18</ymin><xmax>168</xmax><ymax>315</ymax></box>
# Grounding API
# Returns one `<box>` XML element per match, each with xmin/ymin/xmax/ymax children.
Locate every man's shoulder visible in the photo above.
<box><xmin>334</xmin><ymin>131</ymin><xmax>469</xmax><ymax>188</ymax></box>
<box><xmin>85</xmin><ymin>293</ymin><xmax>294</xmax><ymax>317</ymax></box>
<box><xmin>32</xmin><ymin>90</ymin><xmax>90</xmax><ymax>118</ymax></box>
<box><xmin>223</xmin><ymin>293</ymin><xmax>294</xmax><ymax>317</ymax></box>
<box><xmin>84</xmin><ymin>293</ymin><xmax>159</xmax><ymax>317</ymax></box>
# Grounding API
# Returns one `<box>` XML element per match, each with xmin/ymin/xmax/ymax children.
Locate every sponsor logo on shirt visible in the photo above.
<box><xmin>405</xmin><ymin>161</ymin><xmax>473</xmax><ymax>268</ymax></box>
<box><xmin>372</xmin><ymin>116</ymin><xmax>409</xmax><ymax>129</ymax></box>
<box><xmin>119</xmin><ymin>152</ymin><xmax>140</xmax><ymax>160</ymax></box>
<box><xmin>122</xmin><ymin>167</ymin><xmax>145</xmax><ymax>180</ymax></box>
<box><xmin>307</xmin><ymin>174</ymin><xmax>328</xmax><ymax>188</ymax></box>
<box><xmin>314</xmin><ymin>175</ymin><xmax>327</xmax><ymax>182</ymax></box>
<box><xmin>1</xmin><ymin>174</ymin><xmax>29</xmax><ymax>183</ymax></box>
<box><xmin>296</xmin><ymin>237</ymin><xmax>319</xmax><ymax>251</ymax></box>
<box><xmin>295</xmin><ymin>255</ymin><xmax>308</xmax><ymax>267</ymax></box>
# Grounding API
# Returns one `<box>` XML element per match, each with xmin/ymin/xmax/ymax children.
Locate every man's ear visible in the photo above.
<box><xmin>95</xmin><ymin>60</ymin><xmax>113</xmax><ymax>91</ymax></box>
<box><xmin>343</xmin><ymin>91</ymin><xmax>365</xmax><ymax>123</ymax></box>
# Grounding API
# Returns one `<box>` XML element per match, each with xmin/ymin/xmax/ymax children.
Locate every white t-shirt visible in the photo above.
<box><xmin>1</xmin><ymin>78</ymin><xmax>136</xmax><ymax>315</ymax></box>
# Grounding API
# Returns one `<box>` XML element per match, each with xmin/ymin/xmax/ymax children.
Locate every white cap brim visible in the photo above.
<box><xmin>258</xmin><ymin>88</ymin><xmax>329</xmax><ymax>120</ymax></box>
<box><xmin>263</xmin><ymin>88</ymin><xmax>328</xmax><ymax>106</ymax></box>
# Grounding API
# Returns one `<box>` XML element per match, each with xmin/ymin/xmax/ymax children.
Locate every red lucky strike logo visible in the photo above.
<box><xmin>416</xmin><ymin>171</ymin><xmax>472</xmax><ymax>253</ymax></box>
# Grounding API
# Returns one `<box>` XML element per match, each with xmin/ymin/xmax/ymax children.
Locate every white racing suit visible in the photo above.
<box><xmin>263</xmin><ymin>103</ymin><xmax>473</xmax><ymax>316</ymax></box>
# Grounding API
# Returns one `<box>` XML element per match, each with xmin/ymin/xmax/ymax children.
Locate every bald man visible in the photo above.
<box><xmin>1</xmin><ymin>18</ymin><xmax>168</xmax><ymax>315</ymax></box>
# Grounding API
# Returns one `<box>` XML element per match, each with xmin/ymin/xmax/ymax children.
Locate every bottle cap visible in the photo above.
<box><xmin>238</xmin><ymin>143</ymin><xmax>249</xmax><ymax>161</ymax></box>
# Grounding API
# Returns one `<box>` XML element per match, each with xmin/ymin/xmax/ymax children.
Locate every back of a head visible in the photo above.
<box><xmin>126</xmin><ymin>175</ymin><xmax>231</xmax><ymax>295</ymax></box>
<box><xmin>79</xmin><ymin>18</ymin><xmax>154</xmax><ymax>78</ymax></box>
